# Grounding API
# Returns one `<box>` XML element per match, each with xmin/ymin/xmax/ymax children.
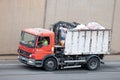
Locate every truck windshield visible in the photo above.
<box><xmin>20</xmin><ymin>31</ymin><xmax>36</xmax><ymax>48</ymax></box>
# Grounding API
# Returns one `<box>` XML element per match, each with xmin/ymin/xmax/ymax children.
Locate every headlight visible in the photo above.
<box><xmin>29</xmin><ymin>54</ymin><xmax>35</xmax><ymax>58</ymax></box>
<box><xmin>29</xmin><ymin>54</ymin><xmax>32</xmax><ymax>58</ymax></box>
<box><xmin>28</xmin><ymin>59</ymin><xmax>35</xmax><ymax>65</ymax></box>
<box><xmin>28</xmin><ymin>60</ymin><xmax>33</xmax><ymax>64</ymax></box>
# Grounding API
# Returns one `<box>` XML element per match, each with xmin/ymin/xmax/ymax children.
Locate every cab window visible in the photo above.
<box><xmin>38</xmin><ymin>36</ymin><xmax>50</xmax><ymax>47</ymax></box>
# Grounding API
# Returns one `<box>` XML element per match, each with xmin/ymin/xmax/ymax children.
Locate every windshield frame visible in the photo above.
<box><xmin>20</xmin><ymin>31</ymin><xmax>36</xmax><ymax>48</ymax></box>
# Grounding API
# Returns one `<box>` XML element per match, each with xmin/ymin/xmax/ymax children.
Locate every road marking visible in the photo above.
<box><xmin>0</xmin><ymin>64</ymin><xmax>22</xmax><ymax>66</ymax></box>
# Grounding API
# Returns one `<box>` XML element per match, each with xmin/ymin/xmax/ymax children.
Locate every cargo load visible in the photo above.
<box><xmin>64</xmin><ymin>29</ymin><xmax>111</xmax><ymax>55</ymax></box>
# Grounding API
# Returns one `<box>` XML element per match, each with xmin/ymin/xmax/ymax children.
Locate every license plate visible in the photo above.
<box><xmin>21</xmin><ymin>57</ymin><xmax>26</xmax><ymax>60</ymax></box>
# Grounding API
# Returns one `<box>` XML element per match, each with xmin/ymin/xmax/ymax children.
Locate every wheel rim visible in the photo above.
<box><xmin>89</xmin><ymin>60</ymin><xmax>97</xmax><ymax>69</ymax></box>
<box><xmin>47</xmin><ymin>60</ymin><xmax>54</xmax><ymax>68</ymax></box>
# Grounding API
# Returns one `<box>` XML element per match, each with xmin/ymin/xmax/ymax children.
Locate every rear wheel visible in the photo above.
<box><xmin>43</xmin><ymin>58</ymin><xmax>57</xmax><ymax>71</ymax></box>
<box><xmin>87</xmin><ymin>57</ymin><xmax>100</xmax><ymax>70</ymax></box>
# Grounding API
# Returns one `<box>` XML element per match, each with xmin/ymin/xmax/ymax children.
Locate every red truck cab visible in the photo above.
<box><xmin>18</xmin><ymin>28</ymin><xmax>55</xmax><ymax>67</ymax></box>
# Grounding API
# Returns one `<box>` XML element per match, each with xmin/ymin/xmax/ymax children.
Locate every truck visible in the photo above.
<box><xmin>18</xmin><ymin>23</ymin><xmax>111</xmax><ymax>71</ymax></box>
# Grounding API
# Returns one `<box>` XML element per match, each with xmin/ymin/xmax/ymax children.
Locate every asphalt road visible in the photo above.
<box><xmin>0</xmin><ymin>60</ymin><xmax>120</xmax><ymax>80</ymax></box>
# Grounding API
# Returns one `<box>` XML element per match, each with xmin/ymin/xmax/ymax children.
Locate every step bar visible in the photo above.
<box><xmin>64</xmin><ymin>60</ymin><xmax>86</xmax><ymax>63</ymax></box>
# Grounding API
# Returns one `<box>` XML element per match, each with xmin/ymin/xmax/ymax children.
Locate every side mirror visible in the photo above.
<box><xmin>36</xmin><ymin>42</ymin><xmax>43</xmax><ymax>48</ymax></box>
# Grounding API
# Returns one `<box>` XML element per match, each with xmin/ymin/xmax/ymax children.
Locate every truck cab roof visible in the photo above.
<box><xmin>23</xmin><ymin>28</ymin><xmax>54</xmax><ymax>36</ymax></box>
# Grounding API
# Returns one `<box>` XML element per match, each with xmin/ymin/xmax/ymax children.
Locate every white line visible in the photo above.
<box><xmin>0</xmin><ymin>64</ymin><xmax>21</xmax><ymax>66</ymax></box>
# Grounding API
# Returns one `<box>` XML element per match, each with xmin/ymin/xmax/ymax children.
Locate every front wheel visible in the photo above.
<box><xmin>43</xmin><ymin>58</ymin><xmax>57</xmax><ymax>71</ymax></box>
<box><xmin>87</xmin><ymin>57</ymin><xmax>100</xmax><ymax>70</ymax></box>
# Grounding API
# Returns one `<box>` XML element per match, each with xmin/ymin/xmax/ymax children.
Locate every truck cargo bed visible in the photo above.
<box><xmin>64</xmin><ymin>29</ymin><xmax>111</xmax><ymax>55</ymax></box>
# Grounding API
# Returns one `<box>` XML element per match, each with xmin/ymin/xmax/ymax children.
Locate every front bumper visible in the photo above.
<box><xmin>18</xmin><ymin>55</ymin><xmax>43</xmax><ymax>67</ymax></box>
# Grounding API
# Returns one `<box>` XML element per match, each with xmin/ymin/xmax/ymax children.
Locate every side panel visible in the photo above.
<box><xmin>96</xmin><ymin>31</ymin><xmax>103</xmax><ymax>52</ymax></box>
<box><xmin>91</xmin><ymin>31</ymin><xmax>97</xmax><ymax>53</ymax></box>
<box><xmin>71</xmin><ymin>31</ymin><xmax>79</xmax><ymax>54</ymax></box>
<box><xmin>103</xmin><ymin>31</ymin><xmax>109</xmax><ymax>52</ymax></box>
<box><xmin>64</xmin><ymin>31</ymin><xmax>72</xmax><ymax>55</ymax></box>
<box><xmin>64</xmin><ymin>30</ymin><xmax>111</xmax><ymax>55</ymax></box>
<box><xmin>84</xmin><ymin>31</ymin><xmax>91</xmax><ymax>53</ymax></box>
<box><xmin>78</xmin><ymin>31</ymin><xmax>85</xmax><ymax>54</ymax></box>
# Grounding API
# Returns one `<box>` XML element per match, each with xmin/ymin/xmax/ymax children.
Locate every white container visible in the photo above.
<box><xmin>64</xmin><ymin>29</ymin><xmax>111</xmax><ymax>55</ymax></box>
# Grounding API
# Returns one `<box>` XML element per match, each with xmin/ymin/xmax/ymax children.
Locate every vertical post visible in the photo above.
<box><xmin>111</xmin><ymin>0</ymin><xmax>116</xmax><ymax>32</ymax></box>
<box><xmin>111</xmin><ymin>0</ymin><xmax>116</xmax><ymax>48</ymax></box>
<box><xmin>43</xmin><ymin>0</ymin><xmax>47</xmax><ymax>28</ymax></box>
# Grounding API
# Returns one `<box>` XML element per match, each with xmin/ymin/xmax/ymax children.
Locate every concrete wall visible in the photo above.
<box><xmin>45</xmin><ymin>0</ymin><xmax>114</xmax><ymax>29</ymax></box>
<box><xmin>0</xmin><ymin>0</ymin><xmax>120</xmax><ymax>54</ymax></box>
<box><xmin>111</xmin><ymin>0</ymin><xmax>120</xmax><ymax>53</ymax></box>
<box><xmin>45</xmin><ymin>0</ymin><xmax>120</xmax><ymax>53</ymax></box>
<box><xmin>0</xmin><ymin>0</ymin><xmax>45</xmax><ymax>54</ymax></box>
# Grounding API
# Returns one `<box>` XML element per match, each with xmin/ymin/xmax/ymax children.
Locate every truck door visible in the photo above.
<box><xmin>36</xmin><ymin>36</ymin><xmax>53</xmax><ymax>59</ymax></box>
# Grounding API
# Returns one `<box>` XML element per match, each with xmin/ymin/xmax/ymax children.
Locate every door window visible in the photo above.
<box><xmin>38</xmin><ymin>37</ymin><xmax>50</xmax><ymax>47</ymax></box>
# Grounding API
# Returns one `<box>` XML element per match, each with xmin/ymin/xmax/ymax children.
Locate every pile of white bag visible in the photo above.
<box><xmin>74</xmin><ymin>22</ymin><xmax>105</xmax><ymax>30</ymax></box>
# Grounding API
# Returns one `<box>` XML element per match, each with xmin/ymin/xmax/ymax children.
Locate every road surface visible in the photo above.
<box><xmin>0</xmin><ymin>60</ymin><xmax>120</xmax><ymax>80</ymax></box>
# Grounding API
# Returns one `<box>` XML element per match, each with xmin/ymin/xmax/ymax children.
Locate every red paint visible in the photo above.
<box><xmin>18</xmin><ymin>28</ymin><xmax>54</xmax><ymax>60</ymax></box>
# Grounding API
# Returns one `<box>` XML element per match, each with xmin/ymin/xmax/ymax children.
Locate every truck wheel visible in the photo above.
<box><xmin>87</xmin><ymin>57</ymin><xmax>100</xmax><ymax>70</ymax></box>
<box><xmin>43</xmin><ymin>58</ymin><xmax>57</xmax><ymax>71</ymax></box>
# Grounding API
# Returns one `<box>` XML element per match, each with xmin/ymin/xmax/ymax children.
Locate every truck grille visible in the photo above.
<box><xmin>18</xmin><ymin>49</ymin><xmax>31</xmax><ymax>57</ymax></box>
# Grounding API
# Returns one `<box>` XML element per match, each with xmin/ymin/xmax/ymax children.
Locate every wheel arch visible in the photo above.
<box><xmin>86</xmin><ymin>55</ymin><xmax>100</xmax><ymax>62</ymax></box>
<box><xmin>41</xmin><ymin>54</ymin><xmax>59</xmax><ymax>67</ymax></box>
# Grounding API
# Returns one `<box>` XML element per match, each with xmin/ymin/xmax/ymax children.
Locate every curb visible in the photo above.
<box><xmin>109</xmin><ymin>53</ymin><xmax>120</xmax><ymax>55</ymax></box>
<box><xmin>0</xmin><ymin>54</ymin><xmax>18</xmax><ymax>56</ymax></box>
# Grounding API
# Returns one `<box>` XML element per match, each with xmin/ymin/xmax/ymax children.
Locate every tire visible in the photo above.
<box><xmin>87</xmin><ymin>57</ymin><xmax>100</xmax><ymax>70</ymax></box>
<box><xmin>43</xmin><ymin>58</ymin><xmax>57</xmax><ymax>71</ymax></box>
